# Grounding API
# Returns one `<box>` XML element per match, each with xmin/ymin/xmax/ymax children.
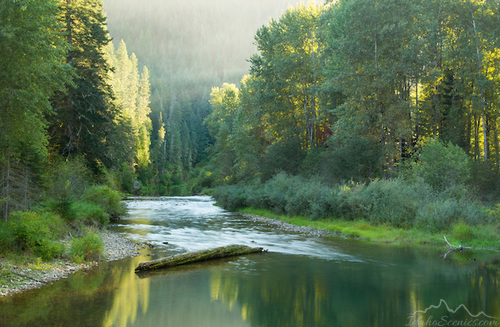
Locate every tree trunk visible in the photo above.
<box><xmin>135</xmin><ymin>245</ymin><xmax>265</xmax><ymax>272</ymax></box>
<box><xmin>493</xmin><ymin>118</ymin><xmax>499</xmax><ymax>172</ymax></box>
<box><xmin>471</xmin><ymin>10</ymin><xmax>488</xmax><ymax>161</ymax></box>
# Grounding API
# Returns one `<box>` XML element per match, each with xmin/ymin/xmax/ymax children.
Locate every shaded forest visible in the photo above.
<box><xmin>0</xmin><ymin>0</ymin><xmax>143</xmax><ymax>261</ymax></box>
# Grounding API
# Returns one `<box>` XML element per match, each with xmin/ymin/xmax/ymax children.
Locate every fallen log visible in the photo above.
<box><xmin>135</xmin><ymin>244</ymin><xmax>265</xmax><ymax>272</ymax></box>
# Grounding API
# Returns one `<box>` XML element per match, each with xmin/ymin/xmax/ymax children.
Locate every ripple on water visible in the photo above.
<box><xmin>121</xmin><ymin>197</ymin><xmax>368</xmax><ymax>263</ymax></box>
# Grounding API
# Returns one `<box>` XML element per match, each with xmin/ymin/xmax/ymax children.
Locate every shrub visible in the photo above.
<box><xmin>320</xmin><ymin>136</ymin><xmax>381</xmax><ymax>184</ymax></box>
<box><xmin>263</xmin><ymin>172</ymin><xmax>298</xmax><ymax>214</ymax></box>
<box><xmin>213</xmin><ymin>185</ymin><xmax>247</xmax><ymax>210</ymax></box>
<box><xmin>82</xmin><ymin>185</ymin><xmax>125</xmax><ymax>219</ymax></box>
<box><xmin>469</xmin><ymin>161</ymin><xmax>500</xmax><ymax>202</ymax></box>
<box><xmin>212</xmin><ymin>170</ymin><xmax>488</xmax><ymax>233</ymax></box>
<box><xmin>45</xmin><ymin>157</ymin><xmax>91</xmax><ymax>201</ymax></box>
<box><xmin>415</xmin><ymin>200</ymin><xmax>458</xmax><ymax>232</ymax></box>
<box><xmin>44</xmin><ymin>198</ymin><xmax>77</xmax><ymax>222</ymax></box>
<box><xmin>70</xmin><ymin>231</ymin><xmax>104</xmax><ymax>263</ymax></box>
<box><xmin>8</xmin><ymin>211</ymin><xmax>65</xmax><ymax>260</ymax></box>
<box><xmin>71</xmin><ymin>201</ymin><xmax>110</xmax><ymax>227</ymax></box>
<box><xmin>415</xmin><ymin>199</ymin><xmax>485</xmax><ymax>232</ymax></box>
<box><xmin>486</xmin><ymin>203</ymin><xmax>500</xmax><ymax>224</ymax></box>
<box><xmin>414</xmin><ymin>138</ymin><xmax>470</xmax><ymax>191</ymax></box>
<box><xmin>360</xmin><ymin>179</ymin><xmax>435</xmax><ymax>228</ymax></box>
<box><xmin>336</xmin><ymin>183</ymin><xmax>368</xmax><ymax>221</ymax></box>
<box><xmin>260</xmin><ymin>138</ymin><xmax>306</xmax><ymax>181</ymax></box>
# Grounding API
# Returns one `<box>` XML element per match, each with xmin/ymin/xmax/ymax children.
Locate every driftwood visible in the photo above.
<box><xmin>443</xmin><ymin>235</ymin><xmax>471</xmax><ymax>259</ymax></box>
<box><xmin>135</xmin><ymin>244</ymin><xmax>265</xmax><ymax>272</ymax></box>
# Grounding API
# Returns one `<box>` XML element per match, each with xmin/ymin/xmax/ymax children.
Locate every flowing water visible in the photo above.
<box><xmin>1</xmin><ymin>196</ymin><xmax>499</xmax><ymax>327</ymax></box>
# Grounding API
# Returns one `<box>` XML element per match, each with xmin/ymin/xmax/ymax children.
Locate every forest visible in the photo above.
<box><xmin>0</xmin><ymin>0</ymin><xmax>153</xmax><ymax>260</ymax></box>
<box><xmin>205</xmin><ymin>0</ymin><xmax>500</xmax><ymax>244</ymax></box>
<box><xmin>101</xmin><ymin>0</ymin><xmax>321</xmax><ymax>194</ymax></box>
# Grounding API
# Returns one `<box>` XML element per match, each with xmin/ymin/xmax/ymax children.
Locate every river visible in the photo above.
<box><xmin>1</xmin><ymin>196</ymin><xmax>499</xmax><ymax>326</ymax></box>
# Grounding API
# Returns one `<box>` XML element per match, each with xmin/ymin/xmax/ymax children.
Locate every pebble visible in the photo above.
<box><xmin>242</xmin><ymin>213</ymin><xmax>336</xmax><ymax>237</ymax></box>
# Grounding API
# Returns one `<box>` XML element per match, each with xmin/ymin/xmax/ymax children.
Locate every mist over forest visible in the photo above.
<box><xmin>102</xmin><ymin>0</ymin><xmax>323</xmax><ymax>179</ymax></box>
<box><xmin>103</xmin><ymin>0</ymin><xmax>322</xmax><ymax>99</ymax></box>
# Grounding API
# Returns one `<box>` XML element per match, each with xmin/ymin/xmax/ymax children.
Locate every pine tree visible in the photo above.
<box><xmin>50</xmin><ymin>0</ymin><xmax>118</xmax><ymax>171</ymax></box>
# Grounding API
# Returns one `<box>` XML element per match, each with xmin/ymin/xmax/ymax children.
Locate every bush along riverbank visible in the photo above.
<box><xmin>213</xmin><ymin>174</ymin><xmax>500</xmax><ymax>250</ymax></box>
<box><xmin>0</xmin><ymin>185</ymin><xmax>139</xmax><ymax>297</ymax></box>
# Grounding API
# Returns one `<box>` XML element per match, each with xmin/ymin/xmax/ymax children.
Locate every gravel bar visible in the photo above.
<box><xmin>242</xmin><ymin>213</ymin><xmax>337</xmax><ymax>237</ymax></box>
<box><xmin>0</xmin><ymin>230</ymin><xmax>140</xmax><ymax>297</ymax></box>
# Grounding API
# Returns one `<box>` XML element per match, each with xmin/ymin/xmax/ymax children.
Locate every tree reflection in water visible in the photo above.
<box><xmin>103</xmin><ymin>256</ymin><xmax>150</xmax><ymax>327</ymax></box>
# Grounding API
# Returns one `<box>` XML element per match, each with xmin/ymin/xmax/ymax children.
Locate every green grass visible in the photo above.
<box><xmin>239</xmin><ymin>207</ymin><xmax>500</xmax><ymax>249</ymax></box>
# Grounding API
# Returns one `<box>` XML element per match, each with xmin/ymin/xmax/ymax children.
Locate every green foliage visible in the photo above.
<box><xmin>469</xmin><ymin>161</ymin><xmax>500</xmax><ymax>202</ymax></box>
<box><xmin>70</xmin><ymin>201</ymin><xmax>109</xmax><ymax>228</ymax></box>
<box><xmin>187</xmin><ymin>167</ymin><xmax>216</xmax><ymax>194</ymax></box>
<box><xmin>214</xmin><ymin>173</ymin><xmax>489</xmax><ymax>231</ymax></box>
<box><xmin>203</xmin><ymin>0</ymin><xmax>500</xmax><ymax>198</ymax></box>
<box><xmin>486</xmin><ymin>203</ymin><xmax>500</xmax><ymax>224</ymax></box>
<box><xmin>44</xmin><ymin>199</ymin><xmax>76</xmax><ymax>223</ymax></box>
<box><xmin>44</xmin><ymin>157</ymin><xmax>92</xmax><ymax>201</ymax></box>
<box><xmin>118</xmin><ymin>162</ymin><xmax>136</xmax><ymax>194</ymax></box>
<box><xmin>49</xmin><ymin>0</ymin><xmax>122</xmax><ymax>172</ymax></box>
<box><xmin>106</xmin><ymin>40</ymin><xmax>152</xmax><ymax>175</ymax></box>
<box><xmin>70</xmin><ymin>231</ymin><xmax>104</xmax><ymax>263</ymax></box>
<box><xmin>414</xmin><ymin>139</ymin><xmax>471</xmax><ymax>191</ymax></box>
<box><xmin>0</xmin><ymin>0</ymin><xmax>74</xmax><ymax>219</ymax></box>
<box><xmin>7</xmin><ymin>211</ymin><xmax>65</xmax><ymax>261</ymax></box>
<box><xmin>320</xmin><ymin>136</ymin><xmax>381</xmax><ymax>183</ymax></box>
<box><xmin>0</xmin><ymin>220</ymin><xmax>14</xmax><ymax>251</ymax></box>
<box><xmin>350</xmin><ymin>179</ymin><xmax>431</xmax><ymax>228</ymax></box>
<box><xmin>212</xmin><ymin>185</ymin><xmax>247</xmax><ymax>211</ymax></box>
<box><xmin>0</xmin><ymin>0</ymin><xmax>73</xmax><ymax>155</ymax></box>
<box><xmin>451</xmin><ymin>222</ymin><xmax>474</xmax><ymax>242</ymax></box>
<box><xmin>260</xmin><ymin>138</ymin><xmax>306</xmax><ymax>181</ymax></box>
<box><xmin>82</xmin><ymin>185</ymin><xmax>125</xmax><ymax>220</ymax></box>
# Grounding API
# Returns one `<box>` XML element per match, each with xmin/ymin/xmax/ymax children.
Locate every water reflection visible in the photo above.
<box><xmin>103</xmin><ymin>256</ymin><xmax>150</xmax><ymax>327</ymax></box>
<box><xmin>204</xmin><ymin>253</ymin><xmax>500</xmax><ymax>327</ymax></box>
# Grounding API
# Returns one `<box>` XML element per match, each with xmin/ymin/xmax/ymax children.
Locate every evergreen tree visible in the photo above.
<box><xmin>106</xmin><ymin>40</ymin><xmax>152</xmax><ymax>179</ymax></box>
<box><xmin>0</xmin><ymin>0</ymin><xmax>73</xmax><ymax>219</ymax></box>
<box><xmin>50</xmin><ymin>0</ymin><xmax>119</xmax><ymax>171</ymax></box>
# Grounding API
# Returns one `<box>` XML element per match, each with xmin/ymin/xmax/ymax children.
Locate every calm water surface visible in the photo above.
<box><xmin>1</xmin><ymin>196</ymin><xmax>499</xmax><ymax>326</ymax></box>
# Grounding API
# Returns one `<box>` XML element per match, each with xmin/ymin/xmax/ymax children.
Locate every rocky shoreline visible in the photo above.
<box><xmin>242</xmin><ymin>213</ymin><xmax>337</xmax><ymax>237</ymax></box>
<box><xmin>0</xmin><ymin>230</ymin><xmax>140</xmax><ymax>297</ymax></box>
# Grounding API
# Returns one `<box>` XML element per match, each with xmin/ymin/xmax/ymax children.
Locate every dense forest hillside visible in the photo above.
<box><xmin>102</xmin><ymin>0</ymin><xmax>323</xmax><ymax>192</ymax></box>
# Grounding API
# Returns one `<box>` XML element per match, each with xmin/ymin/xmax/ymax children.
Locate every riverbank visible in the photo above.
<box><xmin>240</xmin><ymin>208</ymin><xmax>500</xmax><ymax>249</ymax></box>
<box><xmin>0</xmin><ymin>230</ymin><xmax>140</xmax><ymax>297</ymax></box>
